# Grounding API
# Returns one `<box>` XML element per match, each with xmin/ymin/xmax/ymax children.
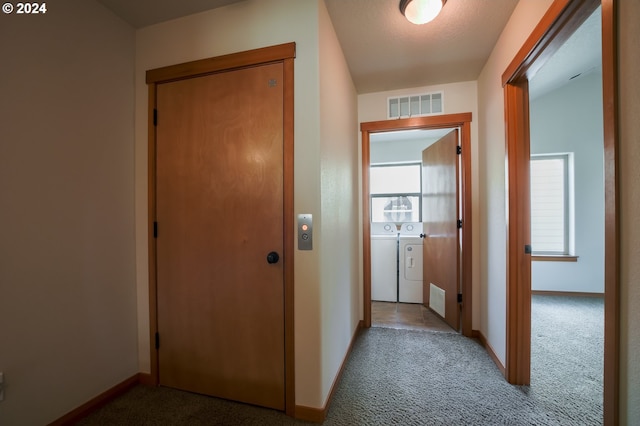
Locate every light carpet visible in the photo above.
<box><xmin>78</xmin><ymin>296</ymin><xmax>602</xmax><ymax>425</ymax></box>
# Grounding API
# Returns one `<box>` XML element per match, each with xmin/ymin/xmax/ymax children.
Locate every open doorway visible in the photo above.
<box><xmin>360</xmin><ymin>113</ymin><xmax>473</xmax><ymax>338</ymax></box>
<box><xmin>527</xmin><ymin>6</ymin><xmax>605</xmax><ymax>422</ymax></box>
<box><xmin>369</xmin><ymin>128</ymin><xmax>457</xmax><ymax>333</ymax></box>
<box><xmin>502</xmin><ymin>0</ymin><xmax>617</xmax><ymax>423</ymax></box>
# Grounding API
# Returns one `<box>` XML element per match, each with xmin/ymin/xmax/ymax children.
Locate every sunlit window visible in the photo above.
<box><xmin>370</xmin><ymin>163</ymin><xmax>421</xmax><ymax>223</ymax></box>
<box><xmin>530</xmin><ymin>154</ymin><xmax>573</xmax><ymax>254</ymax></box>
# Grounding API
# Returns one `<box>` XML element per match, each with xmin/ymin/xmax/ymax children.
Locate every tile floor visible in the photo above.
<box><xmin>371</xmin><ymin>301</ymin><xmax>456</xmax><ymax>333</ymax></box>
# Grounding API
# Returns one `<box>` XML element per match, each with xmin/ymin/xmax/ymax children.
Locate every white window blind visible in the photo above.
<box><xmin>370</xmin><ymin>164</ymin><xmax>420</xmax><ymax>194</ymax></box>
<box><xmin>530</xmin><ymin>155</ymin><xmax>570</xmax><ymax>254</ymax></box>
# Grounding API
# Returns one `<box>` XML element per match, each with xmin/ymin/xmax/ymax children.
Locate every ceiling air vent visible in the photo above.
<box><xmin>387</xmin><ymin>91</ymin><xmax>444</xmax><ymax>119</ymax></box>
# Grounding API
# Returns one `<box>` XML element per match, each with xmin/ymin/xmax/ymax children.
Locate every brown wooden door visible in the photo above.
<box><xmin>155</xmin><ymin>62</ymin><xmax>285</xmax><ymax>410</ymax></box>
<box><xmin>422</xmin><ymin>130</ymin><xmax>460</xmax><ymax>331</ymax></box>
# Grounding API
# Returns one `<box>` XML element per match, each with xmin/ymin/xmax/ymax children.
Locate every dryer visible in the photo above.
<box><xmin>399</xmin><ymin>222</ymin><xmax>423</xmax><ymax>303</ymax></box>
<box><xmin>371</xmin><ymin>222</ymin><xmax>398</xmax><ymax>302</ymax></box>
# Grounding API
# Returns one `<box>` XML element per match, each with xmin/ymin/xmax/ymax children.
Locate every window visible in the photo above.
<box><xmin>530</xmin><ymin>154</ymin><xmax>573</xmax><ymax>255</ymax></box>
<box><xmin>370</xmin><ymin>163</ymin><xmax>421</xmax><ymax>223</ymax></box>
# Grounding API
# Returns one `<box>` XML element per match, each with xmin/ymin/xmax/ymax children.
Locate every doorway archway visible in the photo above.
<box><xmin>502</xmin><ymin>0</ymin><xmax>618</xmax><ymax>423</ymax></box>
<box><xmin>361</xmin><ymin>113</ymin><xmax>473</xmax><ymax>337</ymax></box>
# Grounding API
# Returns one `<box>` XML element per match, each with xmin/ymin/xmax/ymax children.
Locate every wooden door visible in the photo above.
<box><xmin>422</xmin><ymin>130</ymin><xmax>460</xmax><ymax>331</ymax></box>
<box><xmin>155</xmin><ymin>62</ymin><xmax>285</xmax><ymax>410</ymax></box>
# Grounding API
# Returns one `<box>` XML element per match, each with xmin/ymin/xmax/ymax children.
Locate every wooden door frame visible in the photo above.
<box><xmin>361</xmin><ymin>113</ymin><xmax>473</xmax><ymax>337</ymax></box>
<box><xmin>146</xmin><ymin>43</ymin><xmax>296</xmax><ymax>416</ymax></box>
<box><xmin>502</xmin><ymin>1</ymin><xmax>618</xmax><ymax>424</ymax></box>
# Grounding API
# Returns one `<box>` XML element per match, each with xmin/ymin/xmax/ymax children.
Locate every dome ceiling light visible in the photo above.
<box><xmin>399</xmin><ymin>0</ymin><xmax>446</xmax><ymax>25</ymax></box>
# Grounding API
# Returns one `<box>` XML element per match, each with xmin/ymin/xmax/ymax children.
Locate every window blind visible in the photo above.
<box><xmin>530</xmin><ymin>156</ymin><xmax>568</xmax><ymax>254</ymax></box>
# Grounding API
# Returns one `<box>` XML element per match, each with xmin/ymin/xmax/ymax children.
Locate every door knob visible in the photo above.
<box><xmin>419</xmin><ymin>233</ymin><xmax>427</xmax><ymax>239</ymax></box>
<box><xmin>266</xmin><ymin>251</ymin><xmax>280</xmax><ymax>264</ymax></box>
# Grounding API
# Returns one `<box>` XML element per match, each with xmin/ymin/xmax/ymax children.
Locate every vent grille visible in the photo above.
<box><xmin>388</xmin><ymin>91</ymin><xmax>443</xmax><ymax>119</ymax></box>
<box><xmin>429</xmin><ymin>283</ymin><xmax>446</xmax><ymax>318</ymax></box>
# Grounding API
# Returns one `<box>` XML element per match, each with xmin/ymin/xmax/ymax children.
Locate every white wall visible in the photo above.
<box><xmin>358</xmin><ymin>81</ymin><xmax>481</xmax><ymax>328</ymax></box>
<box><xmin>476</xmin><ymin>0</ymin><xmax>554</xmax><ymax>366</ymax></box>
<box><xmin>317</xmin><ymin>0</ymin><xmax>360</xmax><ymax>407</ymax></box>
<box><xmin>530</xmin><ymin>72</ymin><xmax>604</xmax><ymax>293</ymax></box>
<box><xmin>371</xmin><ymin>135</ymin><xmax>443</xmax><ymax>164</ymax></box>
<box><xmin>0</xmin><ymin>1</ymin><xmax>138</xmax><ymax>424</ymax></box>
<box><xmin>136</xmin><ymin>0</ymin><xmax>358</xmax><ymax>410</ymax></box>
<box><xmin>618</xmin><ymin>0</ymin><xmax>640</xmax><ymax>423</ymax></box>
<box><xmin>359</xmin><ymin>81</ymin><xmax>478</xmax><ymax>124</ymax></box>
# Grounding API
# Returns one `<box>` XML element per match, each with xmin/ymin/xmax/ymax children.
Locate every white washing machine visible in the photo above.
<box><xmin>371</xmin><ymin>222</ymin><xmax>398</xmax><ymax>302</ymax></box>
<box><xmin>399</xmin><ymin>222</ymin><xmax>423</xmax><ymax>303</ymax></box>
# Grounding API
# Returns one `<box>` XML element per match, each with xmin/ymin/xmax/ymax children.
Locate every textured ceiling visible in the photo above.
<box><xmin>96</xmin><ymin>0</ymin><xmax>245</xmax><ymax>28</ymax></box>
<box><xmin>96</xmin><ymin>0</ymin><xmax>599</xmax><ymax>97</ymax></box>
<box><xmin>529</xmin><ymin>6</ymin><xmax>602</xmax><ymax>99</ymax></box>
<box><xmin>324</xmin><ymin>0</ymin><xmax>519</xmax><ymax>93</ymax></box>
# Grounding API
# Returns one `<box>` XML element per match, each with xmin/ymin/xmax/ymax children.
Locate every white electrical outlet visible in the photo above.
<box><xmin>0</xmin><ymin>371</ymin><xmax>4</xmax><ymax>401</ymax></box>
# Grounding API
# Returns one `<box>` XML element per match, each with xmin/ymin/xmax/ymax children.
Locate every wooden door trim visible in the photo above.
<box><xmin>360</xmin><ymin>113</ymin><xmax>473</xmax><ymax>336</ymax></box>
<box><xmin>147</xmin><ymin>43</ymin><xmax>296</xmax><ymax>416</ymax></box>
<box><xmin>459</xmin><ymin>120</ymin><xmax>472</xmax><ymax>336</ymax></box>
<box><xmin>146</xmin><ymin>42</ymin><xmax>296</xmax><ymax>84</ymax></box>
<box><xmin>502</xmin><ymin>1</ymin><xmax>618</xmax><ymax>424</ymax></box>
<box><xmin>147</xmin><ymin>83</ymin><xmax>159</xmax><ymax>388</ymax></box>
<box><xmin>503</xmin><ymin>80</ymin><xmax>532</xmax><ymax>385</ymax></box>
<box><xmin>282</xmin><ymin>54</ymin><xmax>295</xmax><ymax>418</ymax></box>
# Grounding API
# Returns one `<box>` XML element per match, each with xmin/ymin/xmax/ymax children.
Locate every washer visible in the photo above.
<box><xmin>371</xmin><ymin>222</ymin><xmax>398</xmax><ymax>302</ymax></box>
<box><xmin>399</xmin><ymin>222</ymin><xmax>423</xmax><ymax>303</ymax></box>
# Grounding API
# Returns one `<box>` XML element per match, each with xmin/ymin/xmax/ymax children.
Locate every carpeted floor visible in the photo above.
<box><xmin>527</xmin><ymin>295</ymin><xmax>604</xmax><ymax>425</ymax></box>
<box><xmin>77</xmin><ymin>295</ymin><xmax>602</xmax><ymax>425</ymax></box>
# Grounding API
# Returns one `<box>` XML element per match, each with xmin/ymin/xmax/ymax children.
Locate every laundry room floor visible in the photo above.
<box><xmin>372</xmin><ymin>301</ymin><xmax>456</xmax><ymax>333</ymax></box>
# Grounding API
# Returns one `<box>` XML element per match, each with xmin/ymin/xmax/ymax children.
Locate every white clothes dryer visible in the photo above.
<box><xmin>399</xmin><ymin>222</ymin><xmax>423</xmax><ymax>303</ymax></box>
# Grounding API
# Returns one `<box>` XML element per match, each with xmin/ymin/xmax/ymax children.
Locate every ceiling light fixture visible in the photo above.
<box><xmin>399</xmin><ymin>0</ymin><xmax>446</xmax><ymax>25</ymax></box>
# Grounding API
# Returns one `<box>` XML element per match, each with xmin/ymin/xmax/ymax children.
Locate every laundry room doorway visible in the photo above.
<box><xmin>361</xmin><ymin>113</ymin><xmax>473</xmax><ymax>337</ymax></box>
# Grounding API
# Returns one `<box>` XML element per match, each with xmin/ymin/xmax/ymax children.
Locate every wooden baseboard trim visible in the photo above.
<box><xmin>532</xmin><ymin>290</ymin><xmax>604</xmax><ymax>298</ymax></box>
<box><xmin>48</xmin><ymin>373</ymin><xmax>142</xmax><ymax>426</ymax></box>
<box><xmin>294</xmin><ymin>405</ymin><xmax>326</xmax><ymax>424</ymax></box>
<box><xmin>294</xmin><ymin>320</ymin><xmax>364</xmax><ymax>423</ymax></box>
<box><xmin>138</xmin><ymin>372</ymin><xmax>155</xmax><ymax>386</ymax></box>
<box><xmin>50</xmin><ymin>319</ymin><xmax>367</xmax><ymax>426</ymax></box>
<box><xmin>473</xmin><ymin>329</ymin><xmax>506</xmax><ymax>377</ymax></box>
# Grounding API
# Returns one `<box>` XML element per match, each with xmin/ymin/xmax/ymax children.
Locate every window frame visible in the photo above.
<box><xmin>369</xmin><ymin>162</ymin><xmax>422</xmax><ymax>224</ymax></box>
<box><xmin>530</xmin><ymin>153</ymin><xmax>574</xmax><ymax>256</ymax></box>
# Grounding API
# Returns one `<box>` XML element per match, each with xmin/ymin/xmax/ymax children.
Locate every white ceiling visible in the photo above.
<box><xmin>324</xmin><ymin>0</ymin><xmax>519</xmax><ymax>93</ymax></box>
<box><xmin>96</xmin><ymin>0</ymin><xmax>600</xmax><ymax>97</ymax></box>
<box><xmin>529</xmin><ymin>6</ymin><xmax>602</xmax><ymax>100</ymax></box>
<box><xmin>96</xmin><ymin>0</ymin><xmax>244</xmax><ymax>29</ymax></box>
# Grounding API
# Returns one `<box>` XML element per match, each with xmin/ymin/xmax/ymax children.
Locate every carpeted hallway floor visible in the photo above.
<box><xmin>77</xmin><ymin>295</ymin><xmax>602</xmax><ymax>425</ymax></box>
<box><xmin>527</xmin><ymin>294</ymin><xmax>604</xmax><ymax>424</ymax></box>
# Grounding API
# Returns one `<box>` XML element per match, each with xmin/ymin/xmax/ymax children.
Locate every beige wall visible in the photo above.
<box><xmin>358</xmin><ymin>81</ymin><xmax>480</xmax><ymax>328</ymax></box>
<box><xmin>618</xmin><ymin>0</ymin><xmax>640</xmax><ymax>423</ymax></box>
<box><xmin>317</xmin><ymin>0</ymin><xmax>360</xmax><ymax>406</ymax></box>
<box><xmin>135</xmin><ymin>0</ymin><xmax>359</xmax><ymax>409</ymax></box>
<box><xmin>476</xmin><ymin>0</ymin><xmax>554</xmax><ymax>364</ymax></box>
<box><xmin>0</xmin><ymin>1</ymin><xmax>137</xmax><ymax>424</ymax></box>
